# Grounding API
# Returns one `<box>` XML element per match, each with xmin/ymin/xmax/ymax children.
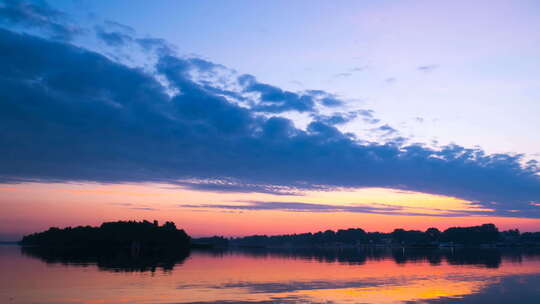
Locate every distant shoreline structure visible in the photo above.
<box><xmin>194</xmin><ymin>223</ymin><xmax>540</xmax><ymax>249</ymax></box>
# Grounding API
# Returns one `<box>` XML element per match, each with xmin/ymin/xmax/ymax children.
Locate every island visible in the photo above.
<box><xmin>19</xmin><ymin>220</ymin><xmax>192</xmax><ymax>272</ymax></box>
<box><xmin>20</xmin><ymin>220</ymin><xmax>191</xmax><ymax>251</ymax></box>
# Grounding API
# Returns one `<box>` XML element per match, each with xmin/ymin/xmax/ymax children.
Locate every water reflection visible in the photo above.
<box><xmin>2</xmin><ymin>245</ymin><xmax>540</xmax><ymax>303</ymax></box>
<box><xmin>20</xmin><ymin>245</ymin><xmax>190</xmax><ymax>273</ymax></box>
<box><xmin>198</xmin><ymin>247</ymin><xmax>540</xmax><ymax>269</ymax></box>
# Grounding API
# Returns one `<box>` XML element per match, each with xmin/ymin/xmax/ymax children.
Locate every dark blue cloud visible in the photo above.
<box><xmin>95</xmin><ymin>25</ymin><xmax>133</xmax><ymax>47</ymax></box>
<box><xmin>238</xmin><ymin>74</ymin><xmax>316</xmax><ymax>113</ymax></box>
<box><xmin>0</xmin><ymin>0</ymin><xmax>81</xmax><ymax>40</ymax></box>
<box><xmin>0</xmin><ymin>27</ymin><xmax>539</xmax><ymax>218</ymax></box>
<box><xmin>303</xmin><ymin>89</ymin><xmax>344</xmax><ymax>107</ymax></box>
<box><xmin>135</xmin><ymin>37</ymin><xmax>176</xmax><ymax>56</ymax></box>
<box><xmin>373</xmin><ymin>124</ymin><xmax>398</xmax><ymax>137</ymax></box>
<box><xmin>312</xmin><ymin>110</ymin><xmax>378</xmax><ymax>126</ymax></box>
<box><xmin>312</xmin><ymin>113</ymin><xmax>355</xmax><ymax>126</ymax></box>
<box><xmin>238</xmin><ymin>75</ymin><xmax>343</xmax><ymax>113</ymax></box>
<box><xmin>103</xmin><ymin>20</ymin><xmax>135</xmax><ymax>35</ymax></box>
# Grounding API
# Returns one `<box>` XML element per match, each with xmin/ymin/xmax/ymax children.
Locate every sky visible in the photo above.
<box><xmin>0</xmin><ymin>0</ymin><xmax>540</xmax><ymax>240</ymax></box>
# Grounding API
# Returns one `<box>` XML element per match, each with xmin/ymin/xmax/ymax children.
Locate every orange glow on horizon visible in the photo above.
<box><xmin>1</xmin><ymin>182</ymin><xmax>539</xmax><ymax>239</ymax></box>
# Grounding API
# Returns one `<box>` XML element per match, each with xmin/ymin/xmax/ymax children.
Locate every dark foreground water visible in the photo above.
<box><xmin>2</xmin><ymin>245</ymin><xmax>540</xmax><ymax>304</ymax></box>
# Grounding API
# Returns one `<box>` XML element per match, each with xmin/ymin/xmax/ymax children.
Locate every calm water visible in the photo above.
<box><xmin>2</xmin><ymin>245</ymin><xmax>540</xmax><ymax>304</ymax></box>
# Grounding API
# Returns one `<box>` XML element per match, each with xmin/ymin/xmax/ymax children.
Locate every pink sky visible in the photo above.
<box><xmin>2</xmin><ymin>182</ymin><xmax>539</xmax><ymax>241</ymax></box>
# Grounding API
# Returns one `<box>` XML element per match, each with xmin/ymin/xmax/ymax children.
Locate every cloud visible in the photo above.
<box><xmin>165</xmin><ymin>296</ymin><xmax>311</xmax><ymax>304</ymax></box>
<box><xmin>237</xmin><ymin>75</ymin><xmax>342</xmax><ymax>113</ymax></box>
<box><xmin>177</xmin><ymin>201</ymin><xmax>485</xmax><ymax>217</ymax></box>
<box><xmin>173</xmin><ymin>179</ymin><xmax>304</xmax><ymax>195</ymax></box>
<box><xmin>109</xmin><ymin>203</ymin><xmax>158</xmax><ymax>211</ymax></box>
<box><xmin>289</xmin><ymin>80</ymin><xmax>303</xmax><ymax>86</ymax></box>
<box><xmin>95</xmin><ymin>25</ymin><xmax>133</xmax><ymax>47</ymax></box>
<box><xmin>333</xmin><ymin>72</ymin><xmax>352</xmax><ymax>78</ymax></box>
<box><xmin>0</xmin><ymin>0</ymin><xmax>81</xmax><ymax>40</ymax></box>
<box><xmin>180</xmin><ymin>201</ymin><xmax>401</xmax><ymax>213</ymax></box>
<box><xmin>356</xmin><ymin>109</ymin><xmax>380</xmax><ymax>124</ymax></box>
<box><xmin>332</xmin><ymin>66</ymin><xmax>369</xmax><ymax>79</ymax></box>
<box><xmin>135</xmin><ymin>37</ymin><xmax>176</xmax><ymax>56</ymax></box>
<box><xmin>373</xmin><ymin>124</ymin><xmax>399</xmax><ymax>137</ymax></box>
<box><xmin>305</xmin><ymin>90</ymin><xmax>344</xmax><ymax>107</ymax></box>
<box><xmin>350</xmin><ymin>66</ymin><xmax>368</xmax><ymax>72</ymax></box>
<box><xmin>311</xmin><ymin>109</ymin><xmax>379</xmax><ymax>126</ymax></box>
<box><xmin>418</xmin><ymin>64</ymin><xmax>439</xmax><ymax>73</ymax></box>
<box><xmin>103</xmin><ymin>20</ymin><xmax>135</xmax><ymax>35</ymax></box>
<box><xmin>0</xmin><ymin>23</ymin><xmax>539</xmax><ymax>218</ymax></box>
<box><xmin>130</xmin><ymin>207</ymin><xmax>158</xmax><ymax>211</ymax></box>
<box><xmin>110</xmin><ymin>203</ymin><xmax>133</xmax><ymax>206</ymax></box>
<box><xmin>311</xmin><ymin>112</ymin><xmax>356</xmax><ymax>126</ymax></box>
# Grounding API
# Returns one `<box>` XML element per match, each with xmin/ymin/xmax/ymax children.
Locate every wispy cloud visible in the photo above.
<box><xmin>109</xmin><ymin>203</ymin><xmax>159</xmax><ymax>211</ymax></box>
<box><xmin>333</xmin><ymin>72</ymin><xmax>352</xmax><ymax>78</ymax></box>
<box><xmin>350</xmin><ymin>66</ymin><xmax>368</xmax><ymax>72</ymax></box>
<box><xmin>417</xmin><ymin>64</ymin><xmax>439</xmax><ymax>73</ymax></box>
<box><xmin>177</xmin><ymin>201</ymin><xmax>488</xmax><ymax>217</ymax></box>
<box><xmin>130</xmin><ymin>207</ymin><xmax>158</xmax><ymax>211</ymax></box>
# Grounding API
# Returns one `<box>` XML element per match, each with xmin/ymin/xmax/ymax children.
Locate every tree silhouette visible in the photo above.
<box><xmin>20</xmin><ymin>220</ymin><xmax>191</xmax><ymax>251</ymax></box>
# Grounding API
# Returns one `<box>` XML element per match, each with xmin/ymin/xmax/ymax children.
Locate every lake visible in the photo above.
<box><xmin>2</xmin><ymin>245</ymin><xmax>540</xmax><ymax>303</ymax></box>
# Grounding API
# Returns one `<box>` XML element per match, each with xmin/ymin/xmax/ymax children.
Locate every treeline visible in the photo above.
<box><xmin>20</xmin><ymin>220</ymin><xmax>191</xmax><ymax>250</ymax></box>
<box><xmin>20</xmin><ymin>221</ymin><xmax>540</xmax><ymax>250</ymax></box>
<box><xmin>193</xmin><ymin>224</ymin><xmax>540</xmax><ymax>248</ymax></box>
